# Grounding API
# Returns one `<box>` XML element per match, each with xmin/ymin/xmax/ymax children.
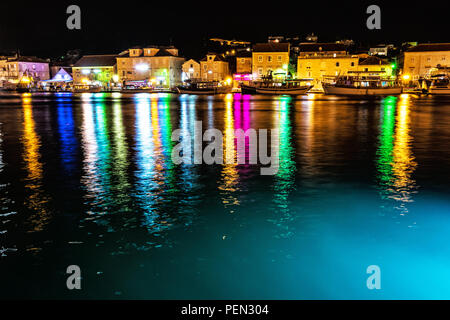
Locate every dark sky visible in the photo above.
<box><xmin>1</xmin><ymin>0</ymin><xmax>448</xmax><ymax>59</ymax></box>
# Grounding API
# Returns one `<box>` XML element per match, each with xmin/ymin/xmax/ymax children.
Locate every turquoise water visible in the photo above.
<box><xmin>1</xmin><ymin>92</ymin><xmax>450</xmax><ymax>299</ymax></box>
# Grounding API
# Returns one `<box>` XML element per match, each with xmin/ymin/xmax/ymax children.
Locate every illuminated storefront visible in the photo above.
<box><xmin>73</xmin><ymin>54</ymin><xmax>118</xmax><ymax>89</ymax></box>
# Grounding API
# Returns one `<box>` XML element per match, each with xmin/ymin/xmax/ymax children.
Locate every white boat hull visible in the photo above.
<box><xmin>255</xmin><ymin>85</ymin><xmax>312</xmax><ymax>95</ymax></box>
<box><xmin>429</xmin><ymin>86</ymin><xmax>450</xmax><ymax>95</ymax></box>
<box><xmin>323</xmin><ymin>84</ymin><xmax>402</xmax><ymax>96</ymax></box>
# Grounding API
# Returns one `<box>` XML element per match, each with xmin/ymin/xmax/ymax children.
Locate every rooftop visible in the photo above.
<box><xmin>73</xmin><ymin>55</ymin><xmax>117</xmax><ymax>67</ymax></box>
<box><xmin>7</xmin><ymin>56</ymin><xmax>49</xmax><ymax>63</ymax></box>
<box><xmin>184</xmin><ymin>58</ymin><xmax>199</xmax><ymax>64</ymax></box>
<box><xmin>406</xmin><ymin>43</ymin><xmax>450</xmax><ymax>52</ymax></box>
<box><xmin>252</xmin><ymin>43</ymin><xmax>290</xmax><ymax>52</ymax></box>
<box><xmin>154</xmin><ymin>48</ymin><xmax>178</xmax><ymax>57</ymax></box>
<box><xmin>121</xmin><ymin>46</ymin><xmax>180</xmax><ymax>58</ymax></box>
<box><xmin>201</xmin><ymin>53</ymin><xmax>227</xmax><ymax>62</ymax></box>
<box><xmin>235</xmin><ymin>50</ymin><xmax>252</xmax><ymax>58</ymax></box>
<box><xmin>358</xmin><ymin>56</ymin><xmax>389</xmax><ymax>65</ymax></box>
<box><xmin>130</xmin><ymin>45</ymin><xmax>178</xmax><ymax>50</ymax></box>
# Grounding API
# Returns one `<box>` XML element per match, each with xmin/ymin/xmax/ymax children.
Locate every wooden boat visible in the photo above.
<box><xmin>323</xmin><ymin>72</ymin><xmax>402</xmax><ymax>96</ymax></box>
<box><xmin>177</xmin><ymin>81</ymin><xmax>231</xmax><ymax>95</ymax></box>
<box><xmin>240</xmin><ymin>79</ymin><xmax>313</xmax><ymax>95</ymax></box>
<box><xmin>323</xmin><ymin>83</ymin><xmax>402</xmax><ymax>96</ymax></box>
<box><xmin>428</xmin><ymin>74</ymin><xmax>450</xmax><ymax>95</ymax></box>
<box><xmin>256</xmin><ymin>84</ymin><xmax>312</xmax><ymax>95</ymax></box>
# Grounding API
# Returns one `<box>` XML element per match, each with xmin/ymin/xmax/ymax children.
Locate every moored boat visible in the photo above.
<box><xmin>323</xmin><ymin>73</ymin><xmax>402</xmax><ymax>96</ymax></box>
<box><xmin>240</xmin><ymin>79</ymin><xmax>313</xmax><ymax>95</ymax></box>
<box><xmin>428</xmin><ymin>74</ymin><xmax>450</xmax><ymax>95</ymax></box>
<box><xmin>177</xmin><ymin>80</ymin><xmax>231</xmax><ymax>95</ymax></box>
<box><xmin>323</xmin><ymin>83</ymin><xmax>402</xmax><ymax>96</ymax></box>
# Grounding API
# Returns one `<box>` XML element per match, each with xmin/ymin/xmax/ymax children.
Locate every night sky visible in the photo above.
<box><xmin>1</xmin><ymin>0</ymin><xmax>448</xmax><ymax>59</ymax></box>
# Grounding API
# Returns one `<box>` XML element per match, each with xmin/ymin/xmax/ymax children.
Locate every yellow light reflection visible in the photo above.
<box><xmin>151</xmin><ymin>97</ymin><xmax>165</xmax><ymax>187</ymax></box>
<box><xmin>391</xmin><ymin>98</ymin><xmax>417</xmax><ymax>211</ymax></box>
<box><xmin>219</xmin><ymin>96</ymin><xmax>239</xmax><ymax>209</ymax></box>
<box><xmin>22</xmin><ymin>95</ymin><xmax>50</xmax><ymax>232</ymax></box>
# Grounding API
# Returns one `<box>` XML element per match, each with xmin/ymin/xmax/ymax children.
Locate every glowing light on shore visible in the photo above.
<box><xmin>135</xmin><ymin>63</ymin><xmax>149</xmax><ymax>71</ymax></box>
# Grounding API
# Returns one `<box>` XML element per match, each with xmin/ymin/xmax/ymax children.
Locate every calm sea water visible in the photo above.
<box><xmin>1</xmin><ymin>92</ymin><xmax>450</xmax><ymax>299</ymax></box>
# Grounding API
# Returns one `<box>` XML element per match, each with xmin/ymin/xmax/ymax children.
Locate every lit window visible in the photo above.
<box><xmin>278</xmin><ymin>55</ymin><xmax>282</xmax><ymax>61</ymax></box>
<box><xmin>258</xmin><ymin>56</ymin><xmax>263</xmax><ymax>62</ymax></box>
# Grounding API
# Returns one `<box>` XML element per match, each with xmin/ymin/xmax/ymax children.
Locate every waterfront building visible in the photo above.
<box><xmin>0</xmin><ymin>56</ymin><xmax>50</xmax><ymax>87</ymax></box>
<box><xmin>400</xmin><ymin>43</ymin><xmax>450</xmax><ymax>82</ymax></box>
<box><xmin>252</xmin><ymin>42</ymin><xmax>290</xmax><ymax>79</ymax></box>
<box><xmin>72</xmin><ymin>54</ymin><xmax>118</xmax><ymax>88</ymax></box>
<box><xmin>235</xmin><ymin>50</ymin><xmax>252</xmax><ymax>74</ymax></box>
<box><xmin>232</xmin><ymin>50</ymin><xmax>253</xmax><ymax>85</ymax></box>
<box><xmin>116</xmin><ymin>46</ymin><xmax>184</xmax><ymax>88</ymax></box>
<box><xmin>298</xmin><ymin>42</ymin><xmax>348</xmax><ymax>58</ymax></box>
<box><xmin>369</xmin><ymin>44</ymin><xmax>395</xmax><ymax>57</ymax></box>
<box><xmin>357</xmin><ymin>55</ymin><xmax>394</xmax><ymax>76</ymax></box>
<box><xmin>297</xmin><ymin>43</ymin><xmax>357</xmax><ymax>88</ymax></box>
<box><xmin>200</xmin><ymin>53</ymin><xmax>230</xmax><ymax>82</ymax></box>
<box><xmin>182</xmin><ymin>59</ymin><xmax>201</xmax><ymax>81</ymax></box>
<box><xmin>0</xmin><ymin>57</ymin><xmax>9</xmax><ymax>86</ymax></box>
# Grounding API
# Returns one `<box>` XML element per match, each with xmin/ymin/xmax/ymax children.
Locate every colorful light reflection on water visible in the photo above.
<box><xmin>0</xmin><ymin>92</ymin><xmax>450</xmax><ymax>299</ymax></box>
